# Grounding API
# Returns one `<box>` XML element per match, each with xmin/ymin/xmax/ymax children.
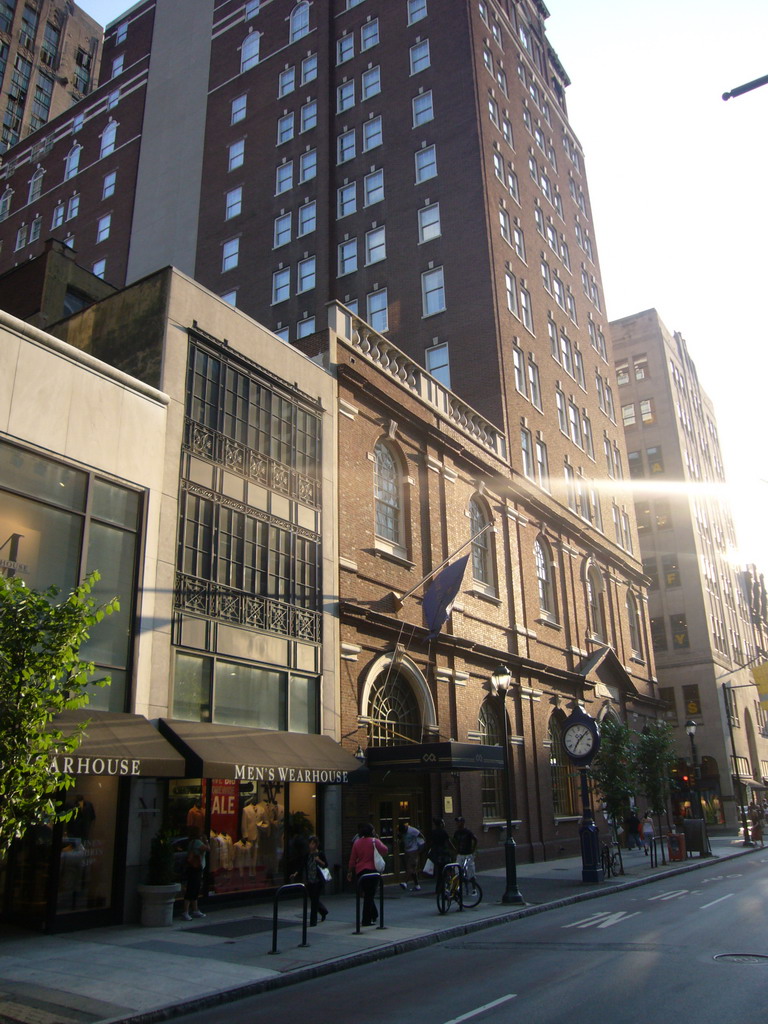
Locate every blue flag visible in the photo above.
<box><xmin>423</xmin><ymin>555</ymin><xmax>469</xmax><ymax>640</ymax></box>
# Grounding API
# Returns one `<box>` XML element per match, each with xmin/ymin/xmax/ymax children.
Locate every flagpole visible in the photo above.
<box><xmin>392</xmin><ymin>523</ymin><xmax>493</xmax><ymax>610</ymax></box>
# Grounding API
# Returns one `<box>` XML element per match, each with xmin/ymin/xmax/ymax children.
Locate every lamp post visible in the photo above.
<box><xmin>489</xmin><ymin>665</ymin><xmax>524</xmax><ymax>904</ymax></box>
<box><xmin>684</xmin><ymin>720</ymin><xmax>702</xmax><ymax>819</ymax></box>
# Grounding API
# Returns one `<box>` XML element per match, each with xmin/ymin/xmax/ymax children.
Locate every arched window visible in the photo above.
<box><xmin>64</xmin><ymin>143</ymin><xmax>81</xmax><ymax>180</ymax></box>
<box><xmin>478</xmin><ymin>701</ymin><xmax>505</xmax><ymax>821</ymax></box>
<box><xmin>469</xmin><ymin>497</ymin><xmax>494</xmax><ymax>589</ymax></box>
<box><xmin>241</xmin><ymin>31</ymin><xmax>261</xmax><ymax>72</ymax></box>
<box><xmin>367</xmin><ymin>670</ymin><xmax>421</xmax><ymax>746</ymax></box>
<box><xmin>28</xmin><ymin>166</ymin><xmax>43</xmax><ymax>204</ymax></box>
<box><xmin>289</xmin><ymin>2</ymin><xmax>310</xmax><ymax>42</ymax></box>
<box><xmin>0</xmin><ymin>186</ymin><xmax>13</xmax><ymax>221</ymax></box>
<box><xmin>626</xmin><ymin>591</ymin><xmax>641</xmax><ymax>656</ymax></box>
<box><xmin>586</xmin><ymin>563</ymin><xmax>606</xmax><ymax>642</ymax></box>
<box><xmin>534</xmin><ymin>537</ymin><xmax>555</xmax><ymax>618</ymax></box>
<box><xmin>374</xmin><ymin>440</ymin><xmax>403</xmax><ymax>549</ymax></box>
<box><xmin>100</xmin><ymin>120</ymin><xmax>117</xmax><ymax>158</ymax></box>
<box><xmin>549</xmin><ymin>715</ymin><xmax>577</xmax><ymax>816</ymax></box>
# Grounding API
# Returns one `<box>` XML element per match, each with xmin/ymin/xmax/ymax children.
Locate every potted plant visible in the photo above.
<box><xmin>137</xmin><ymin>831</ymin><xmax>181</xmax><ymax>926</ymax></box>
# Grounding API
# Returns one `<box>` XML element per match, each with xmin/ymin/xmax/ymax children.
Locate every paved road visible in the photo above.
<box><xmin>175</xmin><ymin>852</ymin><xmax>768</xmax><ymax>1024</ymax></box>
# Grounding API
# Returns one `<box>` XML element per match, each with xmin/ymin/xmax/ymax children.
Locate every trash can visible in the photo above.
<box><xmin>667</xmin><ymin>832</ymin><xmax>686</xmax><ymax>862</ymax></box>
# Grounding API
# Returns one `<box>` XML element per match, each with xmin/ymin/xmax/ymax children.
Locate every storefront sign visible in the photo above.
<box><xmin>50</xmin><ymin>756</ymin><xmax>142</xmax><ymax>776</ymax></box>
<box><xmin>233</xmin><ymin>764</ymin><xmax>349</xmax><ymax>783</ymax></box>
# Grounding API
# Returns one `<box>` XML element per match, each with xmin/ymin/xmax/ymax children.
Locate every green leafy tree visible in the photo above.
<box><xmin>635</xmin><ymin>720</ymin><xmax>677</xmax><ymax>834</ymax></box>
<box><xmin>589</xmin><ymin>718</ymin><xmax>637</xmax><ymax>870</ymax></box>
<box><xmin>0</xmin><ymin>572</ymin><xmax>118</xmax><ymax>854</ymax></box>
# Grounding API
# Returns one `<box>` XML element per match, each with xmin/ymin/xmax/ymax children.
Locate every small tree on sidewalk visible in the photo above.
<box><xmin>0</xmin><ymin>572</ymin><xmax>118</xmax><ymax>855</ymax></box>
<box><xmin>635</xmin><ymin>720</ymin><xmax>677</xmax><ymax>841</ymax></box>
<box><xmin>589</xmin><ymin>717</ymin><xmax>637</xmax><ymax>873</ymax></box>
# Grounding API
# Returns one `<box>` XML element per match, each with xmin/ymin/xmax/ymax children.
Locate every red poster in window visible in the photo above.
<box><xmin>209</xmin><ymin>779</ymin><xmax>239</xmax><ymax>837</ymax></box>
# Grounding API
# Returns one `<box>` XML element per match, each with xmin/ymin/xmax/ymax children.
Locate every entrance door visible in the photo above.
<box><xmin>374</xmin><ymin>790</ymin><xmax>425</xmax><ymax>879</ymax></box>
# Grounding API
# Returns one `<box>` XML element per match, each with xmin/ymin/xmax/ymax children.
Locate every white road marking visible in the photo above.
<box><xmin>443</xmin><ymin>995</ymin><xmax>518</xmax><ymax>1023</ymax></box>
<box><xmin>700</xmin><ymin>893</ymin><xmax>735</xmax><ymax>910</ymax></box>
<box><xmin>562</xmin><ymin>910</ymin><xmax>640</xmax><ymax>930</ymax></box>
<box><xmin>647</xmin><ymin>889</ymin><xmax>689</xmax><ymax>901</ymax></box>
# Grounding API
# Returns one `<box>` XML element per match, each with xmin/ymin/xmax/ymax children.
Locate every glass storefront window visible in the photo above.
<box><xmin>0</xmin><ymin>491</ymin><xmax>82</xmax><ymax>592</ymax></box>
<box><xmin>167</xmin><ymin>778</ymin><xmax>292</xmax><ymax>893</ymax></box>
<box><xmin>58</xmin><ymin>776</ymin><xmax>118</xmax><ymax>914</ymax></box>
<box><xmin>289</xmin><ymin>675</ymin><xmax>319</xmax><ymax>734</ymax></box>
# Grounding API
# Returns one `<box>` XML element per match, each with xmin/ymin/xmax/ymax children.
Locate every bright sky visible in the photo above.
<box><xmin>80</xmin><ymin>0</ymin><xmax>768</xmax><ymax>571</ymax></box>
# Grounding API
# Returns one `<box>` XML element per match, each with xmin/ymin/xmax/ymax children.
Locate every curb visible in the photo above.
<box><xmin>100</xmin><ymin>844</ymin><xmax>759</xmax><ymax>1024</ymax></box>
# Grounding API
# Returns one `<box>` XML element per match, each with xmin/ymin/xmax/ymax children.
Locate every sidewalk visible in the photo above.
<box><xmin>0</xmin><ymin>835</ymin><xmax>758</xmax><ymax>1024</ymax></box>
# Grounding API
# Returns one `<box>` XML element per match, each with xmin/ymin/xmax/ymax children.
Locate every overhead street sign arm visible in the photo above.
<box><xmin>723</xmin><ymin>72</ymin><xmax>768</xmax><ymax>101</ymax></box>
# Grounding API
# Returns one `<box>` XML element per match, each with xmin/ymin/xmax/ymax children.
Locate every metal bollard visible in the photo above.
<box><xmin>268</xmin><ymin>882</ymin><xmax>308</xmax><ymax>954</ymax></box>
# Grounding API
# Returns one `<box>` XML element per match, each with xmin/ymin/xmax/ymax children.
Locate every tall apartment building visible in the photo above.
<box><xmin>0</xmin><ymin>0</ymin><xmax>661</xmax><ymax>872</ymax></box>
<box><xmin>611</xmin><ymin>308</ymin><xmax>768</xmax><ymax>831</ymax></box>
<box><xmin>0</xmin><ymin>0</ymin><xmax>102</xmax><ymax>151</ymax></box>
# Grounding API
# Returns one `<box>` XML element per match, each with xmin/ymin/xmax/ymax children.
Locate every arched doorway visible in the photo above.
<box><xmin>361</xmin><ymin>652</ymin><xmax>435</xmax><ymax>877</ymax></box>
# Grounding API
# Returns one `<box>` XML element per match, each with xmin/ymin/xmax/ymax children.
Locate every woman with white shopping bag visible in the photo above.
<box><xmin>347</xmin><ymin>823</ymin><xmax>388</xmax><ymax>925</ymax></box>
<box><xmin>291</xmin><ymin>834</ymin><xmax>330</xmax><ymax>926</ymax></box>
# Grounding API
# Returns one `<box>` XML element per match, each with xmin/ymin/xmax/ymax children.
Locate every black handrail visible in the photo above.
<box><xmin>354</xmin><ymin>871</ymin><xmax>384</xmax><ymax>933</ymax></box>
<box><xmin>268</xmin><ymin>882</ymin><xmax>308</xmax><ymax>954</ymax></box>
<box><xmin>649</xmin><ymin>833</ymin><xmax>667</xmax><ymax>868</ymax></box>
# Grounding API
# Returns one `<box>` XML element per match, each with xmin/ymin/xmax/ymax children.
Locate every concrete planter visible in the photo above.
<box><xmin>137</xmin><ymin>882</ymin><xmax>181</xmax><ymax>927</ymax></box>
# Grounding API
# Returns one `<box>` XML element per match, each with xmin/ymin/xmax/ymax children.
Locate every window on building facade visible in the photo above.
<box><xmin>418</xmin><ymin>202</ymin><xmax>440</xmax><ymax>242</ymax></box>
<box><xmin>408</xmin><ymin>0</ymin><xmax>428</xmax><ymax>23</ymax></box>
<box><xmin>362</xmin><ymin>66</ymin><xmax>381</xmax><ymax>99</ymax></box>
<box><xmin>228</xmin><ymin>139</ymin><xmax>245</xmax><ymax>171</ymax></box>
<box><xmin>586</xmin><ymin>564</ymin><xmax>606</xmax><ymax>641</ymax></box>
<box><xmin>96</xmin><ymin>213</ymin><xmax>110</xmax><ymax>242</ymax></box>
<box><xmin>338</xmin><ymin>237</ymin><xmax>357</xmax><ymax>275</ymax></box>
<box><xmin>100</xmin><ymin>120</ymin><xmax>117</xmax><ymax>158</ymax></box>
<box><xmin>64</xmin><ymin>143</ymin><xmax>81</xmax><ymax>180</ymax></box>
<box><xmin>363</xmin><ymin>115</ymin><xmax>382</xmax><ymax>151</ymax></box>
<box><xmin>102</xmin><ymin>170</ymin><xmax>117</xmax><ymax>199</ymax></box>
<box><xmin>627</xmin><ymin>592</ymin><xmax>642</xmax><ymax>657</ymax></box>
<box><xmin>297</xmin><ymin>200</ymin><xmax>315</xmax><ymax>235</ymax></box>
<box><xmin>364</xmin><ymin>168</ymin><xmax>384</xmax><ymax>205</ymax></box>
<box><xmin>413</xmin><ymin>89</ymin><xmax>433</xmax><ymax>126</ymax></box>
<box><xmin>232</xmin><ymin>93</ymin><xmax>247</xmax><ymax>122</ymax></box>
<box><xmin>297</xmin><ymin>255</ymin><xmax>316</xmax><ymax>292</ymax></box>
<box><xmin>425</xmin><ymin>342</ymin><xmax>449</xmax><ymax>386</ymax></box>
<box><xmin>470</xmin><ymin>497</ymin><xmax>493</xmax><ymax>588</ymax></box>
<box><xmin>225</xmin><ymin>186</ymin><xmax>242</xmax><ymax>220</ymax></box>
<box><xmin>361</xmin><ymin>19</ymin><xmax>379</xmax><ymax>49</ymax></box>
<box><xmin>478</xmin><ymin>702</ymin><xmax>503</xmax><ymax>821</ymax></box>
<box><xmin>28</xmin><ymin>165</ymin><xmax>43</xmax><ymax>203</ymax></box>
<box><xmin>367</xmin><ymin>670</ymin><xmax>421</xmax><ymax>745</ymax></box>
<box><xmin>549</xmin><ymin>715</ymin><xmax>577</xmax><ymax>816</ymax></box>
<box><xmin>367</xmin><ymin>287</ymin><xmax>388</xmax><ymax>331</ymax></box>
<box><xmin>272</xmin><ymin>268</ymin><xmax>290</xmax><ymax>302</ymax></box>
<box><xmin>274</xmin><ymin>212</ymin><xmax>291</xmax><ymax>247</ymax></box>
<box><xmin>535</xmin><ymin>538</ymin><xmax>556</xmax><ymax>618</ymax></box>
<box><xmin>289</xmin><ymin>2</ymin><xmax>309</xmax><ymax>42</ymax></box>
<box><xmin>374</xmin><ymin>440</ymin><xmax>403</xmax><ymax>548</ymax></box>
<box><xmin>410</xmin><ymin>39</ymin><xmax>430</xmax><ymax>74</ymax></box>
<box><xmin>415</xmin><ymin>145</ymin><xmax>437</xmax><ymax>182</ymax></box>
<box><xmin>421</xmin><ymin>266</ymin><xmax>445</xmax><ymax>315</ymax></box>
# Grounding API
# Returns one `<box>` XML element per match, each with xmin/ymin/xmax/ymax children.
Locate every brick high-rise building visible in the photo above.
<box><xmin>0</xmin><ymin>0</ymin><xmax>661</xmax><ymax>867</ymax></box>
<box><xmin>611</xmin><ymin>308</ymin><xmax>768</xmax><ymax>832</ymax></box>
<box><xmin>0</xmin><ymin>0</ymin><xmax>102</xmax><ymax>151</ymax></box>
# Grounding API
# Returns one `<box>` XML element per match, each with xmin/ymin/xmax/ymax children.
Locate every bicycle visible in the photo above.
<box><xmin>600</xmin><ymin>840</ymin><xmax>621</xmax><ymax>878</ymax></box>
<box><xmin>436</xmin><ymin>864</ymin><xmax>482</xmax><ymax>914</ymax></box>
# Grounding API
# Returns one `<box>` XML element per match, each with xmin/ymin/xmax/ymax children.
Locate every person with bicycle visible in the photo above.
<box><xmin>452</xmin><ymin>817</ymin><xmax>478</xmax><ymax>894</ymax></box>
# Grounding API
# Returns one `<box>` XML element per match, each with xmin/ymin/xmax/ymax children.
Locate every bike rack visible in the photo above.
<box><xmin>354</xmin><ymin>871</ymin><xmax>384</xmax><ymax>933</ymax></box>
<box><xmin>268</xmin><ymin>882</ymin><xmax>308</xmax><ymax>954</ymax></box>
<box><xmin>441</xmin><ymin>861</ymin><xmax>465</xmax><ymax>911</ymax></box>
<box><xmin>649</xmin><ymin>834</ymin><xmax>667</xmax><ymax>868</ymax></box>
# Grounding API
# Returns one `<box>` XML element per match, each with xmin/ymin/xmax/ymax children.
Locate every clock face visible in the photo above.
<box><xmin>563</xmin><ymin>722</ymin><xmax>596</xmax><ymax>758</ymax></box>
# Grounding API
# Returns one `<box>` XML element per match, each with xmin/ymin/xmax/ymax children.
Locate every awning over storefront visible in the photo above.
<box><xmin>365</xmin><ymin>742</ymin><xmax>505</xmax><ymax>772</ymax></box>
<box><xmin>159</xmin><ymin>719</ymin><xmax>362</xmax><ymax>783</ymax></box>
<box><xmin>51</xmin><ymin>711</ymin><xmax>187</xmax><ymax>777</ymax></box>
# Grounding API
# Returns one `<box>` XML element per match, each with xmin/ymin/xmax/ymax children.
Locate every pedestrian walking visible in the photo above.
<box><xmin>291</xmin><ymin>834</ymin><xmax>329</xmax><ymax>926</ymax></box>
<box><xmin>398</xmin><ymin>822</ymin><xmax>425</xmax><ymax>892</ymax></box>
<box><xmin>347</xmin><ymin>823</ymin><xmax>388</xmax><ymax>925</ymax></box>
<box><xmin>640</xmin><ymin>811</ymin><xmax>654</xmax><ymax>855</ymax></box>
<box><xmin>624</xmin><ymin>808</ymin><xmax>642</xmax><ymax>850</ymax></box>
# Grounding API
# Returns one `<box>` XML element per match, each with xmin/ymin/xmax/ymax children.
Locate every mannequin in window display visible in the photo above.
<box><xmin>68</xmin><ymin>795</ymin><xmax>96</xmax><ymax>841</ymax></box>
<box><xmin>186</xmin><ymin>799</ymin><xmax>205</xmax><ymax>832</ymax></box>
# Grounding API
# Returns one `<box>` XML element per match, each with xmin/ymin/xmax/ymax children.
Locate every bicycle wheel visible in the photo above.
<box><xmin>462</xmin><ymin>879</ymin><xmax>482</xmax><ymax>908</ymax></box>
<box><xmin>436</xmin><ymin>882</ymin><xmax>452</xmax><ymax>914</ymax></box>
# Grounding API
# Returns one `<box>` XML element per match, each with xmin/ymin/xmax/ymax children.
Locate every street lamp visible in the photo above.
<box><xmin>684</xmin><ymin>720</ymin><xmax>702</xmax><ymax>819</ymax></box>
<box><xmin>488</xmin><ymin>665</ymin><xmax>524</xmax><ymax>904</ymax></box>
